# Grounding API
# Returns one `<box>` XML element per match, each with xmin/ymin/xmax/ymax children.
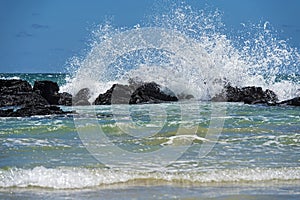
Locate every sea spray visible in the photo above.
<box><xmin>62</xmin><ymin>3</ymin><xmax>299</xmax><ymax>101</ymax></box>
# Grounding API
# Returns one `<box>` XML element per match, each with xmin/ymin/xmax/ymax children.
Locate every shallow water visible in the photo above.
<box><xmin>1</xmin><ymin>183</ymin><xmax>300</xmax><ymax>200</ymax></box>
<box><xmin>0</xmin><ymin>101</ymin><xmax>299</xmax><ymax>199</ymax></box>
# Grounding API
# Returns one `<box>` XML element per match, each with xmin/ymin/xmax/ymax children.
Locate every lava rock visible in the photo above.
<box><xmin>241</xmin><ymin>86</ymin><xmax>278</xmax><ymax>104</ymax></box>
<box><xmin>73</xmin><ymin>88</ymin><xmax>91</xmax><ymax>106</ymax></box>
<box><xmin>277</xmin><ymin>97</ymin><xmax>300</xmax><ymax>106</ymax></box>
<box><xmin>0</xmin><ymin>79</ymin><xmax>73</xmax><ymax>117</ymax></box>
<box><xmin>33</xmin><ymin>80</ymin><xmax>60</xmax><ymax>105</ymax></box>
<box><xmin>94</xmin><ymin>82</ymin><xmax>178</xmax><ymax>105</ymax></box>
<box><xmin>129</xmin><ymin>82</ymin><xmax>178</xmax><ymax>104</ymax></box>
<box><xmin>58</xmin><ymin>92</ymin><xmax>73</xmax><ymax>106</ymax></box>
<box><xmin>212</xmin><ymin>85</ymin><xmax>242</xmax><ymax>102</ymax></box>
<box><xmin>177</xmin><ymin>93</ymin><xmax>194</xmax><ymax>100</ymax></box>
<box><xmin>212</xmin><ymin>85</ymin><xmax>278</xmax><ymax>104</ymax></box>
<box><xmin>0</xmin><ymin>79</ymin><xmax>48</xmax><ymax>107</ymax></box>
<box><xmin>0</xmin><ymin>79</ymin><xmax>32</xmax><ymax>94</ymax></box>
<box><xmin>0</xmin><ymin>105</ymin><xmax>72</xmax><ymax>117</ymax></box>
<box><xmin>94</xmin><ymin>84</ymin><xmax>135</xmax><ymax>105</ymax></box>
<box><xmin>0</xmin><ymin>92</ymin><xmax>49</xmax><ymax>107</ymax></box>
<box><xmin>0</xmin><ymin>108</ymin><xmax>14</xmax><ymax>117</ymax></box>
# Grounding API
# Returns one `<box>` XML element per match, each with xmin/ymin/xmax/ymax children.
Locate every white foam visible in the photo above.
<box><xmin>0</xmin><ymin>76</ymin><xmax>21</xmax><ymax>80</ymax></box>
<box><xmin>1</xmin><ymin>166</ymin><xmax>299</xmax><ymax>189</ymax></box>
<box><xmin>62</xmin><ymin>3</ymin><xmax>299</xmax><ymax>101</ymax></box>
<box><xmin>3</xmin><ymin>138</ymin><xmax>71</xmax><ymax>148</ymax></box>
<box><xmin>162</xmin><ymin>135</ymin><xmax>209</xmax><ymax>146</ymax></box>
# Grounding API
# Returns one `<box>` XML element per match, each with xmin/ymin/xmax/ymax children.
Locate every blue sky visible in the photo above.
<box><xmin>0</xmin><ymin>0</ymin><xmax>300</xmax><ymax>73</ymax></box>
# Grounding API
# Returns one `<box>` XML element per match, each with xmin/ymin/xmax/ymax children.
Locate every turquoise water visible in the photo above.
<box><xmin>0</xmin><ymin>74</ymin><xmax>299</xmax><ymax>199</ymax></box>
<box><xmin>0</xmin><ymin>73</ymin><xmax>68</xmax><ymax>87</ymax></box>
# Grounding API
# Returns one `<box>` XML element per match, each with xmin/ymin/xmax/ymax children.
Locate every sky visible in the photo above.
<box><xmin>0</xmin><ymin>0</ymin><xmax>300</xmax><ymax>73</ymax></box>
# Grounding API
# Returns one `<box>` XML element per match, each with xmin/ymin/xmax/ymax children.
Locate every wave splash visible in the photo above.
<box><xmin>62</xmin><ymin>3</ymin><xmax>300</xmax><ymax>101</ymax></box>
<box><xmin>1</xmin><ymin>166</ymin><xmax>299</xmax><ymax>189</ymax></box>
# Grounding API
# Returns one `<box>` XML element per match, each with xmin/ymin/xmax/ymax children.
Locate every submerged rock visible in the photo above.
<box><xmin>94</xmin><ymin>82</ymin><xmax>178</xmax><ymax>105</ymax></box>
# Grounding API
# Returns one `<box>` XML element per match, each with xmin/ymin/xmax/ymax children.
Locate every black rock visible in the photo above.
<box><xmin>0</xmin><ymin>79</ymin><xmax>32</xmax><ymax>94</ymax></box>
<box><xmin>212</xmin><ymin>85</ymin><xmax>278</xmax><ymax>104</ymax></box>
<box><xmin>94</xmin><ymin>84</ymin><xmax>135</xmax><ymax>105</ymax></box>
<box><xmin>0</xmin><ymin>79</ymin><xmax>52</xmax><ymax>107</ymax></box>
<box><xmin>33</xmin><ymin>80</ymin><xmax>60</xmax><ymax>105</ymax></box>
<box><xmin>177</xmin><ymin>93</ymin><xmax>194</xmax><ymax>100</ymax></box>
<box><xmin>130</xmin><ymin>82</ymin><xmax>178</xmax><ymax>104</ymax></box>
<box><xmin>0</xmin><ymin>79</ymin><xmax>73</xmax><ymax>117</ymax></box>
<box><xmin>0</xmin><ymin>92</ymin><xmax>49</xmax><ymax>107</ymax></box>
<box><xmin>93</xmin><ymin>82</ymin><xmax>178</xmax><ymax>105</ymax></box>
<box><xmin>277</xmin><ymin>97</ymin><xmax>300</xmax><ymax>106</ymax></box>
<box><xmin>0</xmin><ymin>105</ymin><xmax>72</xmax><ymax>117</ymax></box>
<box><xmin>0</xmin><ymin>108</ymin><xmax>14</xmax><ymax>117</ymax></box>
<box><xmin>73</xmin><ymin>88</ymin><xmax>91</xmax><ymax>106</ymax></box>
<box><xmin>58</xmin><ymin>92</ymin><xmax>73</xmax><ymax>106</ymax></box>
<box><xmin>212</xmin><ymin>85</ymin><xmax>242</xmax><ymax>102</ymax></box>
<box><xmin>241</xmin><ymin>86</ymin><xmax>278</xmax><ymax>104</ymax></box>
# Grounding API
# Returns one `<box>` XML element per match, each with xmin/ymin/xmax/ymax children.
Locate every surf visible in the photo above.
<box><xmin>1</xmin><ymin>166</ymin><xmax>299</xmax><ymax>189</ymax></box>
<box><xmin>61</xmin><ymin>3</ymin><xmax>299</xmax><ymax>102</ymax></box>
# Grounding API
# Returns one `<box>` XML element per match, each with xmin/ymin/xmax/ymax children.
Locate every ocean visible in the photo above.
<box><xmin>1</xmin><ymin>3</ymin><xmax>300</xmax><ymax>199</ymax></box>
<box><xmin>0</xmin><ymin>73</ymin><xmax>299</xmax><ymax>199</ymax></box>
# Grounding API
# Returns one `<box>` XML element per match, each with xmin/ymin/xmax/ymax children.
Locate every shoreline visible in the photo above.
<box><xmin>1</xmin><ymin>180</ymin><xmax>299</xmax><ymax>200</ymax></box>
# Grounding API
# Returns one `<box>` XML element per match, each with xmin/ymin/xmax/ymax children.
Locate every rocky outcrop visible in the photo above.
<box><xmin>0</xmin><ymin>79</ymin><xmax>32</xmax><ymax>94</ymax></box>
<box><xmin>130</xmin><ymin>82</ymin><xmax>178</xmax><ymax>104</ymax></box>
<box><xmin>32</xmin><ymin>80</ymin><xmax>73</xmax><ymax>106</ymax></box>
<box><xmin>94</xmin><ymin>84</ymin><xmax>134</xmax><ymax>105</ymax></box>
<box><xmin>0</xmin><ymin>79</ymin><xmax>72</xmax><ymax>117</ymax></box>
<box><xmin>0</xmin><ymin>79</ymin><xmax>47</xmax><ymax>107</ymax></box>
<box><xmin>0</xmin><ymin>105</ymin><xmax>71</xmax><ymax>117</ymax></box>
<box><xmin>211</xmin><ymin>84</ymin><xmax>300</xmax><ymax>106</ymax></box>
<box><xmin>33</xmin><ymin>80</ymin><xmax>60</xmax><ymax>105</ymax></box>
<box><xmin>73</xmin><ymin>88</ymin><xmax>91</xmax><ymax>106</ymax></box>
<box><xmin>277</xmin><ymin>97</ymin><xmax>300</xmax><ymax>106</ymax></box>
<box><xmin>0</xmin><ymin>92</ymin><xmax>49</xmax><ymax>107</ymax></box>
<box><xmin>212</xmin><ymin>85</ymin><xmax>278</xmax><ymax>104</ymax></box>
<box><xmin>1</xmin><ymin>78</ymin><xmax>299</xmax><ymax>118</ymax></box>
<box><xmin>58</xmin><ymin>92</ymin><xmax>73</xmax><ymax>106</ymax></box>
<box><xmin>94</xmin><ymin>82</ymin><xmax>178</xmax><ymax>105</ymax></box>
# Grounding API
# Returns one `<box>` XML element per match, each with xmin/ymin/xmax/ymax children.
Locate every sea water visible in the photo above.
<box><xmin>0</xmin><ymin>99</ymin><xmax>299</xmax><ymax>199</ymax></box>
<box><xmin>1</xmin><ymin>2</ymin><xmax>300</xmax><ymax>200</ymax></box>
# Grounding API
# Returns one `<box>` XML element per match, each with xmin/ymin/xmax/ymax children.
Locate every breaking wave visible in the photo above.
<box><xmin>1</xmin><ymin>166</ymin><xmax>299</xmax><ymax>189</ymax></box>
<box><xmin>62</xmin><ymin>3</ymin><xmax>300</xmax><ymax>102</ymax></box>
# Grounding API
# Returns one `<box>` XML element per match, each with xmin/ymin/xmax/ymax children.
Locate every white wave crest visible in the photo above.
<box><xmin>1</xmin><ymin>166</ymin><xmax>299</xmax><ymax>189</ymax></box>
<box><xmin>62</xmin><ymin>3</ymin><xmax>300</xmax><ymax>101</ymax></box>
